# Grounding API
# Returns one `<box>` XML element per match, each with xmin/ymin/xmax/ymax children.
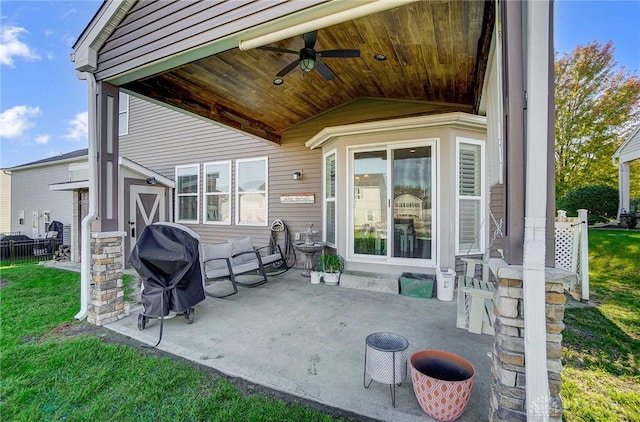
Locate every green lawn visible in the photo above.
<box><xmin>561</xmin><ymin>229</ymin><xmax>640</xmax><ymax>422</ymax></box>
<box><xmin>2</xmin><ymin>231</ymin><xmax>638</xmax><ymax>421</ymax></box>
<box><xmin>0</xmin><ymin>266</ymin><xmax>346</xmax><ymax>421</ymax></box>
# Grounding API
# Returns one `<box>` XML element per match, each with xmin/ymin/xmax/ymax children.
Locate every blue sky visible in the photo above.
<box><xmin>1</xmin><ymin>0</ymin><xmax>639</xmax><ymax>169</ymax></box>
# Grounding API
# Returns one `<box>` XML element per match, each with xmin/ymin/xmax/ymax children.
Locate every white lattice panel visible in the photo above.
<box><xmin>555</xmin><ymin>224</ymin><xmax>575</xmax><ymax>271</ymax></box>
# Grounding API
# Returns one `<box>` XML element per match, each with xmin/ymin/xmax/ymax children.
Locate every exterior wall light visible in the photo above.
<box><xmin>292</xmin><ymin>170</ymin><xmax>302</xmax><ymax>180</ymax></box>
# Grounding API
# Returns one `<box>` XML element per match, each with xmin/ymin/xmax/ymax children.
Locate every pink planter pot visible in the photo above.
<box><xmin>409</xmin><ymin>350</ymin><xmax>475</xmax><ymax>422</ymax></box>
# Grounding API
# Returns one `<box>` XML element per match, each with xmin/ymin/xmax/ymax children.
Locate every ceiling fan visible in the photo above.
<box><xmin>258</xmin><ymin>30</ymin><xmax>360</xmax><ymax>81</ymax></box>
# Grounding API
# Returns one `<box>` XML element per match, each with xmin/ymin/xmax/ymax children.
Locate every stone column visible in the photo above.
<box><xmin>88</xmin><ymin>231</ymin><xmax>126</xmax><ymax>326</ymax></box>
<box><xmin>489</xmin><ymin>266</ymin><xmax>575</xmax><ymax>421</ymax></box>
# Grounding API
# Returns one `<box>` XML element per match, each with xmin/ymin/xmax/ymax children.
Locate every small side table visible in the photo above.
<box><xmin>363</xmin><ymin>332</ymin><xmax>409</xmax><ymax>407</ymax></box>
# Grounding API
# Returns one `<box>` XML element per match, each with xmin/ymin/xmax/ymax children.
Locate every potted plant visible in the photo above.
<box><xmin>316</xmin><ymin>253</ymin><xmax>345</xmax><ymax>285</ymax></box>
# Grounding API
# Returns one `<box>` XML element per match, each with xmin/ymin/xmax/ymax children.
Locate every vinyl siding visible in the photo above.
<box><xmin>96</xmin><ymin>0</ymin><xmax>326</xmax><ymax>80</ymax></box>
<box><xmin>120</xmin><ymin>96</ymin><xmax>466</xmax><ymax>245</ymax></box>
<box><xmin>0</xmin><ymin>172</ymin><xmax>11</xmax><ymax>233</ymax></box>
<box><xmin>618</xmin><ymin>128</ymin><xmax>640</xmax><ymax>163</ymax></box>
<box><xmin>120</xmin><ymin>95</ymin><xmax>486</xmax><ymax>272</ymax></box>
<box><xmin>10</xmin><ymin>164</ymin><xmax>75</xmax><ymax>238</ymax></box>
<box><xmin>120</xmin><ymin>95</ymin><xmax>323</xmax><ymax>247</ymax></box>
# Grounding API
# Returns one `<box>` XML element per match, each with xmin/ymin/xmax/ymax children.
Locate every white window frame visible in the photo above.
<box><xmin>118</xmin><ymin>92</ymin><xmax>129</xmax><ymax>136</ymax></box>
<box><xmin>175</xmin><ymin>164</ymin><xmax>200</xmax><ymax>224</ymax></box>
<box><xmin>455</xmin><ymin>138</ymin><xmax>486</xmax><ymax>255</ymax></box>
<box><xmin>203</xmin><ymin>161</ymin><xmax>231</xmax><ymax>225</ymax></box>
<box><xmin>323</xmin><ymin>149</ymin><xmax>337</xmax><ymax>246</ymax></box>
<box><xmin>18</xmin><ymin>210</ymin><xmax>24</xmax><ymax>225</ymax></box>
<box><xmin>235</xmin><ymin>157</ymin><xmax>268</xmax><ymax>226</ymax></box>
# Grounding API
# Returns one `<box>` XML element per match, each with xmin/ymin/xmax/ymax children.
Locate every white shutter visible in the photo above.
<box><xmin>457</xmin><ymin>142</ymin><xmax>483</xmax><ymax>253</ymax></box>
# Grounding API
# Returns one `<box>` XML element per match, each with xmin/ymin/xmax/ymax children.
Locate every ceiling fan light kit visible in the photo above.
<box><xmin>258</xmin><ymin>30</ymin><xmax>360</xmax><ymax>82</ymax></box>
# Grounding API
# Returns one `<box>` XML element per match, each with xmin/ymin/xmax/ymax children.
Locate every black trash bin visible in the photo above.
<box><xmin>129</xmin><ymin>222</ymin><xmax>206</xmax><ymax>338</ymax></box>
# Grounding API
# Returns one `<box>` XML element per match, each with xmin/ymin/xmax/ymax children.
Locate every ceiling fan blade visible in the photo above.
<box><xmin>314</xmin><ymin>60</ymin><xmax>335</xmax><ymax>81</ymax></box>
<box><xmin>303</xmin><ymin>31</ymin><xmax>318</xmax><ymax>50</ymax></box>
<box><xmin>276</xmin><ymin>60</ymin><xmax>300</xmax><ymax>77</ymax></box>
<box><xmin>257</xmin><ymin>46</ymin><xmax>299</xmax><ymax>55</ymax></box>
<box><xmin>318</xmin><ymin>49</ymin><xmax>361</xmax><ymax>58</ymax></box>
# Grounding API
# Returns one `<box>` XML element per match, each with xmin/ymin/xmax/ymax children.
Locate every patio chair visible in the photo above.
<box><xmin>202</xmin><ymin>237</ymin><xmax>286</xmax><ymax>297</ymax></box>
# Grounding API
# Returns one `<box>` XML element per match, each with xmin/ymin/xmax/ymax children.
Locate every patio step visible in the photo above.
<box><xmin>339</xmin><ymin>271</ymin><xmax>398</xmax><ymax>294</ymax></box>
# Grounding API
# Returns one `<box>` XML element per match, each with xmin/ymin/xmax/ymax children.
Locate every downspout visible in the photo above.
<box><xmin>522</xmin><ymin>1</ymin><xmax>551</xmax><ymax>419</ymax></box>
<box><xmin>75</xmin><ymin>71</ymin><xmax>98</xmax><ymax>320</ymax></box>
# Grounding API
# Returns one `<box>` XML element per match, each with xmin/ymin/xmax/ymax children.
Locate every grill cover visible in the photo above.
<box><xmin>129</xmin><ymin>222</ymin><xmax>205</xmax><ymax>317</ymax></box>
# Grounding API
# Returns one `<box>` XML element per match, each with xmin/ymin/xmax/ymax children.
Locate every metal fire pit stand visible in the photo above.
<box><xmin>363</xmin><ymin>332</ymin><xmax>409</xmax><ymax>407</ymax></box>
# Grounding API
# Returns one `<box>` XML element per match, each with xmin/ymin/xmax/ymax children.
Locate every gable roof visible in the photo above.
<box><xmin>8</xmin><ymin>149</ymin><xmax>88</xmax><ymax>171</ymax></box>
<box><xmin>613</xmin><ymin>124</ymin><xmax>640</xmax><ymax>163</ymax></box>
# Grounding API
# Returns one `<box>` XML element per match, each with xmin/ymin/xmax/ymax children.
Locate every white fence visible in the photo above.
<box><xmin>554</xmin><ymin>209</ymin><xmax>589</xmax><ymax>300</ymax></box>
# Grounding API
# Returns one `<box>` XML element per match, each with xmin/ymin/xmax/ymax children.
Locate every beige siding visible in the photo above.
<box><xmin>96</xmin><ymin>0</ymin><xmax>325</xmax><ymax>80</ymax></box>
<box><xmin>120</xmin><ymin>96</ymin><xmax>462</xmax><ymax>246</ymax></box>
<box><xmin>10</xmin><ymin>164</ymin><xmax>75</xmax><ymax>238</ymax></box>
<box><xmin>120</xmin><ymin>96</ymin><xmax>486</xmax><ymax>273</ymax></box>
<box><xmin>0</xmin><ymin>172</ymin><xmax>11</xmax><ymax>233</ymax></box>
<box><xmin>120</xmin><ymin>96</ymin><xmax>324</xmax><ymax>247</ymax></box>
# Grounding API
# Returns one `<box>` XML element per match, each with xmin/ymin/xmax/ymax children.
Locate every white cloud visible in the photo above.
<box><xmin>64</xmin><ymin>111</ymin><xmax>88</xmax><ymax>141</ymax></box>
<box><xmin>0</xmin><ymin>105</ymin><xmax>41</xmax><ymax>138</ymax></box>
<box><xmin>35</xmin><ymin>134</ymin><xmax>50</xmax><ymax>145</ymax></box>
<box><xmin>62</xmin><ymin>7</ymin><xmax>77</xmax><ymax>20</ymax></box>
<box><xmin>44</xmin><ymin>29</ymin><xmax>54</xmax><ymax>37</ymax></box>
<box><xmin>0</xmin><ymin>26</ymin><xmax>40</xmax><ymax>67</ymax></box>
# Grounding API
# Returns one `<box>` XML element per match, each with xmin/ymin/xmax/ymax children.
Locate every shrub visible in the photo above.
<box><xmin>557</xmin><ymin>185</ymin><xmax>618</xmax><ymax>224</ymax></box>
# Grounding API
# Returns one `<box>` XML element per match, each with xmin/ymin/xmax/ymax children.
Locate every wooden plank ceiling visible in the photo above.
<box><xmin>123</xmin><ymin>1</ymin><xmax>492</xmax><ymax>144</ymax></box>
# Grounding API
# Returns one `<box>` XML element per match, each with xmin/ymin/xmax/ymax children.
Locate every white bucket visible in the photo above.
<box><xmin>436</xmin><ymin>268</ymin><xmax>456</xmax><ymax>301</ymax></box>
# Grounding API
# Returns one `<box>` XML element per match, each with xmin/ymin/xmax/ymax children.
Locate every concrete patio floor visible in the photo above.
<box><xmin>104</xmin><ymin>268</ymin><xmax>494</xmax><ymax>421</ymax></box>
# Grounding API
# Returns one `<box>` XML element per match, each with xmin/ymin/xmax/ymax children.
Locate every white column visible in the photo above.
<box><xmin>617</xmin><ymin>161</ymin><xmax>630</xmax><ymax>220</ymax></box>
<box><xmin>578</xmin><ymin>209</ymin><xmax>589</xmax><ymax>301</ymax></box>
<box><xmin>522</xmin><ymin>1</ymin><xmax>551</xmax><ymax>419</ymax></box>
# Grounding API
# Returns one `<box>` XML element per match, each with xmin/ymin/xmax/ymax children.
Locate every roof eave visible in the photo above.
<box><xmin>71</xmin><ymin>0</ymin><xmax>136</xmax><ymax>72</ymax></box>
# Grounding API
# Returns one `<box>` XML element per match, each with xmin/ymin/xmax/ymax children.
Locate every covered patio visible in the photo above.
<box><xmin>73</xmin><ymin>1</ymin><xmax>563</xmax><ymax>420</ymax></box>
<box><xmin>109</xmin><ymin>269</ymin><xmax>493</xmax><ymax>421</ymax></box>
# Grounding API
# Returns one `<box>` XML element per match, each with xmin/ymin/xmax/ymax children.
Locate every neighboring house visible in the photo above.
<box><xmin>0</xmin><ymin>171</ymin><xmax>10</xmax><ymax>233</ymax></box>
<box><xmin>72</xmin><ymin>1</ymin><xmax>560</xmax><ymax>419</ymax></box>
<box><xmin>8</xmin><ymin>145</ymin><xmax>172</xmax><ymax>262</ymax></box>
<box><xmin>8</xmin><ymin>150</ymin><xmax>84</xmax><ymax>240</ymax></box>
<box><xmin>613</xmin><ymin>124</ymin><xmax>640</xmax><ymax>219</ymax></box>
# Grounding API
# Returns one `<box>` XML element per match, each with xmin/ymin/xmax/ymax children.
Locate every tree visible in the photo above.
<box><xmin>556</xmin><ymin>185</ymin><xmax>618</xmax><ymax>224</ymax></box>
<box><xmin>555</xmin><ymin>41</ymin><xmax>640</xmax><ymax>199</ymax></box>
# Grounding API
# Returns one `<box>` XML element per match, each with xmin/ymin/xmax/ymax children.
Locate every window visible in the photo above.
<box><xmin>324</xmin><ymin>150</ymin><xmax>336</xmax><ymax>245</ymax></box>
<box><xmin>236</xmin><ymin>157</ymin><xmax>267</xmax><ymax>226</ymax></box>
<box><xmin>119</xmin><ymin>92</ymin><xmax>129</xmax><ymax>136</ymax></box>
<box><xmin>203</xmin><ymin>161</ymin><xmax>231</xmax><ymax>224</ymax></box>
<box><xmin>43</xmin><ymin>211</ymin><xmax>51</xmax><ymax>231</ymax></box>
<box><xmin>456</xmin><ymin>139</ymin><xmax>484</xmax><ymax>254</ymax></box>
<box><xmin>18</xmin><ymin>210</ymin><xmax>24</xmax><ymax>225</ymax></box>
<box><xmin>175</xmin><ymin>164</ymin><xmax>199</xmax><ymax>223</ymax></box>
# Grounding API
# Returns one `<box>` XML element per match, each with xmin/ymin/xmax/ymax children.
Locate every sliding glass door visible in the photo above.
<box><xmin>351</xmin><ymin>142</ymin><xmax>435</xmax><ymax>262</ymax></box>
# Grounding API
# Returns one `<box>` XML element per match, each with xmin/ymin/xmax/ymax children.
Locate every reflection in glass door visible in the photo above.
<box><xmin>353</xmin><ymin>150</ymin><xmax>387</xmax><ymax>256</ymax></box>
<box><xmin>392</xmin><ymin>146</ymin><xmax>432</xmax><ymax>259</ymax></box>
<box><xmin>352</xmin><ymin>145</ymin><xmax>433</xmax><ymax>261</ymax></box>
